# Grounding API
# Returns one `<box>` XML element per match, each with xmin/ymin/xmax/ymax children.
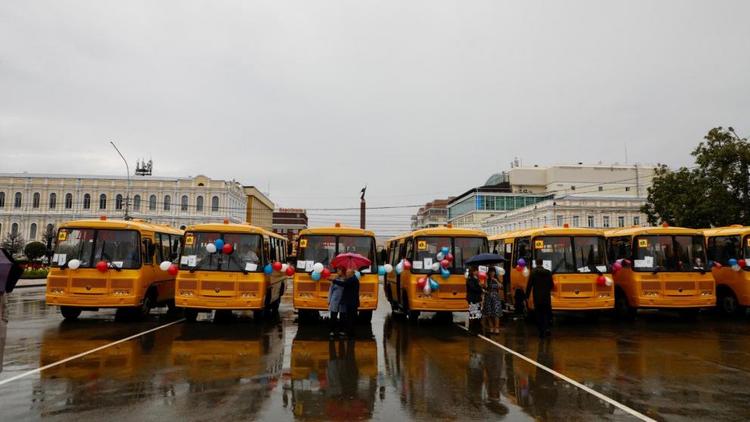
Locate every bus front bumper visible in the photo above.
<box><xmin>46</xmin><ymin>294</ymin><xmax>141</xmax><ymax>308</ymax></box>
<box><xmin>634</xmin><ymin>295</ymin><xmax>715</xmax><ymax>308</ymax></box>
<box><xmin>409</xmin><ymin>297</ymin><xmax>468</xmax><ymax>312</ymax></box>
<box><xmin>294</xmin><ymin>296</ymin><xmax>378</xmax><ymax>311</ymax></box>
<box><xmin>175</xmin><ymin>295</ymin><xmax>265</xmax><ymax>310</ymax></box>
<box><xmin>551</xmin><ymin>297</ymin><xmax>615</xmax><ymax>311</ymax></box>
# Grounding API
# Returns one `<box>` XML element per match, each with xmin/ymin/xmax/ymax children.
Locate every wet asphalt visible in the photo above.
<box><xmin>0</xmin><ymin>287</ymin><xmax>749</xmax><ymax>421</ymax></box>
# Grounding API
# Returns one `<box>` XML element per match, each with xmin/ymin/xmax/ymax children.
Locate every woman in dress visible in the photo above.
<box><xmin>483</xmin><ymin>267</ymin><xmax>503</xmax><ymax>334</ymax></box>
<box><xmin>466</xmin><ymin>266</ymin><xmax>483</xmax><ymax>334</ymax></box>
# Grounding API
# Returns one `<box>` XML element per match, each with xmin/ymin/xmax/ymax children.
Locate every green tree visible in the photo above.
<box><xmin>2</xmin><ymin>231</ymin><xmax>25</xmax><ymax>256</ymax></box>
<box><xmin>24</xmin><ymin>241</ymin><xmax>47</xmax><ymax>261</ymax></box>
<box><xmin>642</xmin><ymin>127</ymin><xmax>750</xmax><ymax>227</ymax></box>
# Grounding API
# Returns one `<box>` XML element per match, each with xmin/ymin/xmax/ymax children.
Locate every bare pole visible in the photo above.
<box><xmin>110</xmin><ymin>141</ymin><xmax>131</xmax><ymax>219</ymax></box>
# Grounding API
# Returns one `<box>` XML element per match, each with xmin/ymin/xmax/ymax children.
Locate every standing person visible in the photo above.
<box><xmin>483</xmin><ymin>267</ymin><xmax>503</xmax><ymax>334</ymax></box>
<box><xmin>1</xmin><ymin>248</ymin><xmax>23</xmax><ymax>374</ymax></box>
<box><xmin>466</xmin><ymin>266</ymin><xmax>483</xmax><ymax>334</ymax></box>
<box><xmin>340</xmin><ymin>268</ymin><xmax>360</xmax><ymax>338</ymax></box>
<box><xmin>525</xmin><ymin>258</ymin><xmax>554</xmax><ymax>338</ymax></box>
<box><xmin>328</xmin><ymin>267</ymin><xmax>346</xmax><ymax>338</ymax></box>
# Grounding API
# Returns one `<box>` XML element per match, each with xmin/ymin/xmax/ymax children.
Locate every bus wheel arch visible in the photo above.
<box><xmin>717</xmin><ymin>285</ymin><xmax>741</xmax><ymax>315</ymax></box>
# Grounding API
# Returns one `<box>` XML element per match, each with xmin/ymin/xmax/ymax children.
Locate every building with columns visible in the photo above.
<box><xmin>0</xmin><ymin>173</ymin><xmax>248</xmax><ymax>244</ymax></box>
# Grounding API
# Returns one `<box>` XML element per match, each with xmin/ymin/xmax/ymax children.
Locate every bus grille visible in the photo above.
<box><xmin>179</xmin><ymin>280</ymin><xmax>198</xmax><ymax>290</ymax></box>
<box><xmin>202</xmin><ymin>281</ymin><xmax>234</xmax><ymax>292</ymax></box>
<box><xmin>641</xmin><ymin>281</ymin><xmax>661</xmax><ymax>291</ymax></box>
<box><xmin>238</xmin><ymin>283</ymin><xmax>260</xmax><ymax>292</ymax></box>
<box><xmin>296</xmin><ymin>283</ymin><xmax>317</xmax><ymax>292</ymax></box>
<box><xmin>699</xmin><ymin>281</ymin><xmax>714</xmax><ymax>291</ymax></box>
<box><xmin>561</xmin><ymin>283</ymin><xmax>593</xmax><ymax>293</ymax></box>
<box><xmin>438</xmin><ymin>284</ymin><xmax>464</xmax><ymax>294</ymax></box>
<box><xmin>48</xmin><ymin>278</ymin><xmax>67</xmax><ymax>288</ymax></box>
<box><xmin>72</xmin><ymin>279</ymin><xmax>106</xmax><ymax>289</ymax></box>
<box><xmin>110</xmin><ymin>279</ymin><xmax>133</xmax><ymax>289</ymax></box>
<box><xmin>665</xmin><ymin>281</ymin><xmax>695</xmax><ymax>291</ymax></box>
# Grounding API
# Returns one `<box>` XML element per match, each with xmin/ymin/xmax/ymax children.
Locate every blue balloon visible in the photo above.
<box><xmin>441</xmin><ymin>246</ymin><xmax>450</xmax><ymax>255</ymax></box>
<box><xmin>311</xmin><ymin>271</ymin><xmax>321</xmax><ymax>281</ymax></box>
<box><xmin>378</xmin><ymin>266</ymin><xmax>386</xmax><ymax>276</ymax></box>
<box><xmin>264</xmin><ymin>264</ymin><xmax>273</xmax><ymax>274</ymax></box>
<box><xmin>429</xmin><ymin>278</ymin><xmax>439</xmax><ymax>290</ymax></box>
<box><xmin>214</xmin><ymin>239</ymin><xmax>225</xmax><ymax>250</ymax></box>
<box><xmin>441</xmin><ymin>268</ymin><xmax>450</xmax><ymax>279</ymax></box>
<box><xmin>728</xmin><ymin>258</ymin><xmax>738</xmax><ymax>266</ymax></box>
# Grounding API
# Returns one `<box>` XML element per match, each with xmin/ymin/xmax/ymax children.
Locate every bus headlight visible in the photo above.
<box><xmin>179</xmin><ymin>290</ymin><xmax>194</xmax><ymax>297</ymax></box>
<box><xmin>49</xmin><ymin>288</ymin><xmax>64</xmax><ymax>294</ymax></box>
<box><xmin>643</xmin><ymin>291</ymin><xmax>659</xmax><ymax>296</ymax></box>
<box><xmin>112</xmin><ymin>289</ymin><xmax>131</xmax><ymax>295</ymax></box>
<box><xmin>240</xmin><ymin>292</ymin><xmax>256</xmax><ymax>298</ymax></box>
<box><xmin>597</xmin><ymin>293</ymin><xmax>610</xmax><ymax>298</ymax></box>
<box><xmin>701</xmin><ymin>290</ymin><xmax>713</xmax><ymax>296</ymax></box>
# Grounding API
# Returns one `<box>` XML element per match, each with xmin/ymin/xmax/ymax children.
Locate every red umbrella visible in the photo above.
<box><xmin>330</xmin><ymin>253</ymin><xmax>372</xmax><ymax>270</ymax></box>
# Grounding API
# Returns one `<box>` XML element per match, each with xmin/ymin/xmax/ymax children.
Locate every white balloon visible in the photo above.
<box><xmin>436</xmin><ymin>252</ymin><xmax>445</xmax><ymax>261</ymax></box>
<box><xmin>497</xmin><ymin>266</ymin><xmax>506</xmax><ymax>276</ymax></box>
<box><xmin>431</xmin><ymin>263</ymin><xmax>441</xmax><ymax>272</ymax></box>
<box><xmin>281</xmin><ymin>263</ymin><xmax>288</xmax><ymax>272</ymax></box>
<box><xmin>605</xmin><ymin>277</ymin><xmax>614</xmax><ymax>287</ymax></box>
<box><xmin>205</xmin><ymin>243</ymin><xmax>217</xmax><ymax>254</ymax></box>
<box><xmin>313</xmin><ymin>263</ymin><xmax>324</xmax><ymax>273</ymax></box>
<box><xmin>384</xmin><ymin>264</ymin><xmax>394</xmax><ymax>274</ymax></box>
<box><xmin>423</xmin><ymin>282</ymin><xmax>432</xmax><ymax>295</ymax></box>
<box><xmin>522</xmin><ymin>267</ymin><xmax>530</xmax><ymax>278</ymax></box>
<box><xmin>159</xmin><ymin>261</ymin><xmax>172</xmax><ymax>271</ymax></box>
<box><xmin>732</xmin><ymin>264</ymin><xmax>741</xmax><ymax>272</ymax></box>
<box><xmin>396</xmin><ymin>263</ymin><xmax>404</xmax><ymax>274</ymax></box>
<box><xmin>67</xmin><ymin>259</ymin><xmax>81</xmax><ymax>270</ymax></box>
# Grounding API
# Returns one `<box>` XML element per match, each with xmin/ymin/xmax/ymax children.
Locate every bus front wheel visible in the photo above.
<box><xmin>718</xmin><ymin>289</ymin><xmax>741</xmax><ymax>316</ymax></box>
<box><xmin>60</xmin><ymin>306</ymin><xmax>81</xmax><ymax>321</ymax></box>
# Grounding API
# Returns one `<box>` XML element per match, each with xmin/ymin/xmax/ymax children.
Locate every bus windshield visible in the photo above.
<box><xmin>297</xmin><ymin>235</ymin><xmax>376</xmax><ymax>272</ymax></box>
<box><xmin>745</xmin><ymin>236</ymin><xmax>750</xmax><ymax>260</ymax></box>
<box><xmin>181</xmin><ymin>231</ymin><xmax>263</xmax><ymax>272</ymax></box>
<box><xmin>54</xmin><ymin>228</ymin><xmax>140</xmax><ymax>269</ymax></box>
<box><xmin>413</xmin><ymin>236</ymin><xmax>487</xmax><ymax>273</ymax></box>
<box><xmin>534</xmin><ymin>236</ymin><xmax>607</xmax><ymax>273</ymax></box>
<box><xmin>633</xmin><ymin>235</ymin><xmax>706</xmax><ymax>272</ymax></box>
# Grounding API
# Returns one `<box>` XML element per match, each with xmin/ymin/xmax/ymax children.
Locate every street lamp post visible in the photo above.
<box><xmin>110</xmin><ymin>141</ymin><xmax>131</xmax><ymax>220</ymax></box>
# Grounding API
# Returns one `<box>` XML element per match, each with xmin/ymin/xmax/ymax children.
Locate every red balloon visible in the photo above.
<box><xmin>403</xmin><ymin>260</ymin><xmax>412</xmax><ymax>270</ymax></box>
<box><xmin>272</xmin><ymin>261</ymin><xmax>283</xmax><ymax>271</ymax></box>
<box><xmin>222</xmin><ymin>243</ymin><xmax>233</xmax><ymax>254</ymax></box>
<box><xmin>446</xmin><ymin>253</ymin><xmax>454</xmax><ymax>262</ymax></box>
<box><xmin>321</xmin><ymin>268</ymin><xmax>332</xmax><ymax>279</ymax></box>
<box><xmin>516</xmin><ymin>266</ymin><xmax>523</xmax><ymax>272</ymax></box>
<box><xmin>714</xmin><ymin>262</ymin><xmax>723</xmax><ymax>269</ymax></box>
<box><xmin>417</xmin><ymin>277</ymin><xmax>427</xmax><ymax>288</ymax></box>
<box><xmin>285</xmin><ymin>266</ymin><xmax>295</xmax><ymax>276</ymax></box>
<box><xmin>596</xmin><ymin>275</ymin><xmax>606</xmax><ymax>286</ymax></box>
<box><xmin>440</xmin><ymin>259</ymin><xmax>450</xmax><ymax>268</ymax></box>
<box><xmin>739</xmin><ymin>259</ymin><xmax>747</xmax><ymax>268</ymax></box>
<box><xmin>96</xmin><ymin>261</ymin><xmax>108</xmax><ymax>273</ymax></box>
<box><xmin>478</xmin><ymin>271</ymin><xmax>487</xmax><ymax>281</ymax></box>
<box><xmin>167</xmin><ymin>264</ymin><xmax>179</xmax><ymax>276</ymax></box>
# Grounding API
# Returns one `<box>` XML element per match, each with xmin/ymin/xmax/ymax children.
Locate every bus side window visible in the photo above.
<box><xmin>514</xmin><ymin>237</ymin><xmax>531</xmax><ymax>267</ymax></box>
<box><xmin>404</xmin><ymin>239</ymin><xmax>414</xmax><ymax>262</ymax></box>
<box><xmin>263</xmin><ymin>239</ymin><xmax>270</xmax><ymax>264</ymax></box>
<box><xmin>711</xmin><ymin>235</ymin><xmax>739</xmax><ymax>265</ymax></box>
<box><xmin>142</xmin><ymin>237</ymin><xmax>154</xmax><ymax>264</ymax></box>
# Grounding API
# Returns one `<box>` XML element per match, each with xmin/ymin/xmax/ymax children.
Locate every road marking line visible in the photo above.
<box><xmin>0</xmin><ymin>319</ymin><xmax>184</xmax><ymax>387</ymax></box>
<box><xmin>457</xmin><ymin>325</ymin><xmax>656</xmax><ymax>422</ymax></box>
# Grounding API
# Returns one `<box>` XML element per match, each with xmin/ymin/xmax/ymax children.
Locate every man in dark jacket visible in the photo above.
<box><xmin>525</xmin><ymin>258</ymin><xmax>553</xmax><ymax>338</ymax></box>
<box><xmin>339</xmin><ymin>269</ymin><xmax>360</xmax><ymax>338</ymax></box>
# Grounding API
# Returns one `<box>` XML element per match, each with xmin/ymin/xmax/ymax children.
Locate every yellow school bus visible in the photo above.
<box><xmin>605</xmin><ymin>226</ymin><xmax>714</xmax><ymax>318</ymax></box>
<box><xmin>384</xmin><ymin>226</ymin><xmax>488</xmax><ymax>320</ymax></box>
<box><xmin>46</xmin><ymin>218</ymin><xmax>183</xmax><ymax>321</ymax></box>
<box><xmin>491</xmin><ymin>227</ymin><xmax>614</xmax><ymax>313</ymax></box>
<box><xmin>175</xmin><ymin>222</ymin><xmax>289</xmax><ymax>322</ymax></box>
<box><xmin>293</xmin><ymin>225</ymin><xmax>378</xmax><ymax>322</ymax></box>
<box><xmin>704</xmin><ymin>225</ymin><xmax>750</xmax><ymax>315</ymax></box>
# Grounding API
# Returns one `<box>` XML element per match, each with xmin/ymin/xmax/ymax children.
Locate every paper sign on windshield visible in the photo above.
<box><xmin>543</xmin><ymin>260</ymin><xmax>552</xmax><ymax>271</ymax></box>
<box><xmin>478</xmin><ymin>265</ymin><xmax>488</xmax><ymax>273</ymax></box>
<box><xmin>413</xmin><ymin>261</ymin><xmax>423</xmax><ymax>270</ymax></box>
<box><xmin>187</xmin><ymin>255</ymin><xmax>197</xmax><ymax>267</ymax></box>
<box><xmin>297</xmin><ymin>260</ymin><xmax>307</xmax><ymax>269</ymax></box>
<box><xmin>57</xmin><ymin>254</ymin><xmax>67</xmax><ymax>265</ymax></box>
<box><xmin>245</xmin><ymin>263</ymin><xmax>258</xmax><ymax>272</ymax></box>
<box><xmin>180</xmin><ymin>256</ymin><xmax>189</xmax><ymax>265</ymax></box>
<box><xmin>423</xmin><ymin>258</ymin><xmax>433</xmax><ymax>268</ymax></box>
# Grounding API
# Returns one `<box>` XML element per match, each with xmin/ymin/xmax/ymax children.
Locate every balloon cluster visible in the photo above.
<box><xmin>378</xmin><ymin>264</ymin><xmax>395</xmax><ymax>276</ymax></box>
<box><xmin>159</xmin><ymin>260</ymin><xmax>179</xmax><ymax>276</ymax></box>
<box><xmin>728</xmin><ymin>258</ymin><xmax>746</xmax><ymax>272</ymax></box>
<box><xmin>417</xmin><ymin>276</ymin><xmax>440</xmax><ymax>295</ymax></box>
<box><xmin>205</xmin><ymin>239</ymin><xmax>234</xmax><ymax>255</ymax></box>
<box><xmin>612</xmin><ymin>259</ymin><xmax>632</xmax><ymax>275</ymax></box>
<box><xmin>436</xmin><ymin>246</ymin><xmax>454</xmax><ymax>279</ymax></box>
<box><xmin>596</xmin><ymin>274</ymin><xmax>614</xmax><ymax>287</ymax></box>
<box><xmin>395</xmin><ymin>259</ymin><xmax>412</xmax><ymax>274</ymax></box>
<box><xmin>516</xmin><ymin>258</ymin><xmax>530</xmax><ymax>278</ymax></box>
<box><xmin>310</xmin><ymin>263</ymin><xmax>331</xmax><ymax>281</ymax></box>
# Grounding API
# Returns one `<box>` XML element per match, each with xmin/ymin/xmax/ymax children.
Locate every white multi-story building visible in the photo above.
<box><xmin>0</xmin><ymin>173</ymin><xmax>247</xmax><ymax>244</ymax></box>
<box><xmin>411</xmin><ymin>198</ymin><xmax>453</xmax><ymax>230</ymax></box>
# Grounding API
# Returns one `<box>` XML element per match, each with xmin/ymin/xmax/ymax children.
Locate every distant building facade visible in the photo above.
<box><xmin>243</xmin><ymin>186</ymin><xmax>274</xmax><ymax>230</ymax></box>
<box><xmin>0</xmin><ymin>173</ymin><xmax>247</xmax><ymax>245</ymax></box>
<box><xmin>411</xmin><ymin>198</ymin><xmax>454</xmax><ymax>230</ymax></box>
<box><xmin>272</xmin><ymin>208</ymin><xmax>308</xmax><ymax>254</ymax></box>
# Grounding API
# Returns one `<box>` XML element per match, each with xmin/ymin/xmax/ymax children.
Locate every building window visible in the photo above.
<box><xmin>571</xmin><ymin>186</ymin><xmax>576</xmax><ymax>191</ymax></box>
<box><xmin>556</xmin><ymin>215</ymin><xmax>563</xmax><ymax>226</ymax></box>
<box><xmin>618</xmin><ymin>216</ymin><xmax>625</xmax><ymax>227</ymax></box>
<box><xmin>65</xmin><ymin>193</ymin><xmax>73</xmax><ymax>209</ymax></box>
<box><xmin>211</xmin><ymin>196</ymin><xmax>219</xmax><ymax>212</ymax></box>
<box><xmin>598</xmin><ymin>186</ymin><xmax>603</xmax><ymax>191</ymax></box>
<box><xmin>196</xmin><ymin>196</ymin><xmax>204</xmax><ymax>212</ymax></box>
<box><xmin>83</xmin><ymin>193</ymin><xmax>91</xmax><ymax>209</ymax></box>
<box><xmin>33</xmin><ymin>192</ymin><xmax>40</xmax><ymax>208</ymax></box>
<box><xmin>0</xmin><ymin>192</ymin><xmax>4</xmax><ymax>208</ymax></box>
<box><xmin>149</xmin><ymin>195</ymin><xmax>157</xmax><ymax>210</ymax></box>
<box><xmin>133</xmin><ymin>195</ymin><xmax>141</xmax><ymax>210</ymax></box>
<box><xmin>29</xmin><ymin>223</ymin><xmax>37</xmax><ymax>240</ymax></box>
<box><xmin>625</xmin><ymin>186</ymin><xmax>631</xmax><ymax>192</ymax></box>
<box><xmin>164</xmin><ymin>195</ymin><xmax>171</xmax><ymax>211</ymax></box>
<box><xmin>116</xmin><ymin>194</ymin><xmax>123</xmax><ymax>210</ymax></box>
<box><xmin>181</xmin><ymin>195</ymin><xmax>188</xmax><ymax>212</ymax></box>
<box><xmin>603</xmin><ymin>216</ymin><xmax>610</xmax><ymax>228</ymax></box>
<box><xmin>11</xmin><ymin>223</ymin><xmax>18</xmax><ymax>235</ymax></box>
<box><xmin>572</xmin><ymin>216</ymin><xmax>580</xmax><ymax>227</ymax></box>
<box><xmin>99</xmin><ymin>194</ymin><xmax>107</xmax><ymax>210</ymax></box>
<box><xmin>633</xmin><ymin>216</ymin><xmax>640</xmax><ymax>226</ymax></box>
<box><xmin>587</xmin><ymin>215</ymin><xmax>594</xmax><ymax>227</ymax></box>
<box><xmin>14</xmin><ymin>192</ymin><xmax>22</xmax><ymax>208</ymax></box>
<box><xmin>49</xmin><ymin>193</ymin><xmax>57</xmax><ymax>209</ymax></box>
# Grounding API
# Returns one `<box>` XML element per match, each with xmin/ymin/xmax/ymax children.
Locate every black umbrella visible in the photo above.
<box><xmin>0</xmin><ymin>248</ymin><xmax>23</xmax><ymax>294</ymax></box>
<box><xmin>465</xmin><ymin>253</ymin><xmax>505</xmax><ymax>266</ymax></box>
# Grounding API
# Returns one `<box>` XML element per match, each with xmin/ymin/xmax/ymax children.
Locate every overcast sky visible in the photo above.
<box><xmin>1</xmin><ymin>1</ymin><xmax>749</xmax><ymax>234</ymax></box>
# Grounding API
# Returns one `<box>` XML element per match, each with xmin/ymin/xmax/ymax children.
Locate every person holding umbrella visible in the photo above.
<box><xmin>330</xmin><ymin>253</ymin><xmax>370</xmax><ymax>339</ymax></box>
<box><xmin>1</xmin><ymin>248</ymin><xmax>23</xmax><ymax>373</ymax></box>
<box><xmin>464</xmin><ymin>253</ymin><xmax>505</xmax><ymax>335</ymax></box>
<box><xmin>328</xmin><ymin>267</ymin><xmax>346</xmax><ymax>338</ymax></box>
